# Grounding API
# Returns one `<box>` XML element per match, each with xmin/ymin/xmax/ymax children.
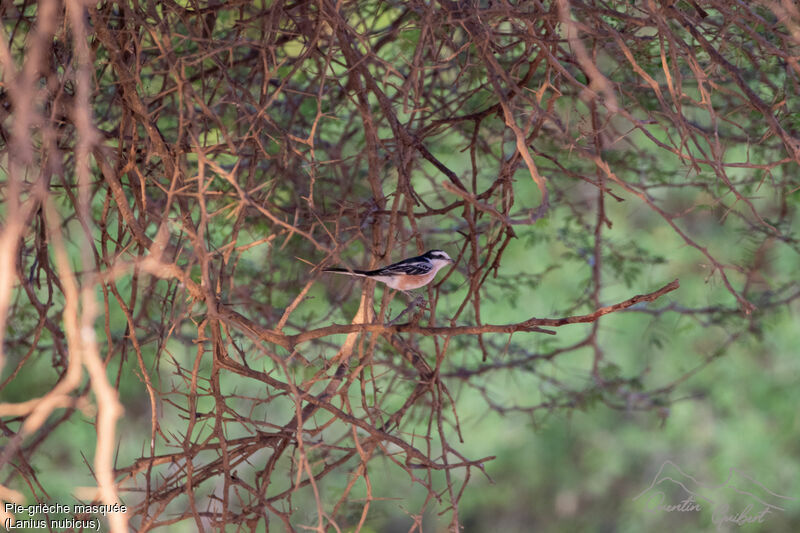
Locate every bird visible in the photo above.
<box><xmin>322</xmin><ymin>250</ymin><xmax>454</xmax><ymax>291</ymax></box>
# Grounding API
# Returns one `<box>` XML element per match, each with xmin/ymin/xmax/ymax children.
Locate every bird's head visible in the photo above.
<box><xmin>424</xmin><ymin>250</ymin><xmax>454</xmax><ymax>270</ymax></box>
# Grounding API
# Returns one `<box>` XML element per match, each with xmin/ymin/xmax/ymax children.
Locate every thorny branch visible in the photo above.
<box><xmin>0</xmin><ymin>0</ymin><xmax>798</xmax><ymax>531</ymax></box>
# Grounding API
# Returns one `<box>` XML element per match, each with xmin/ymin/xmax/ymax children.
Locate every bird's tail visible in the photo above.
<box><xmin>322</xmin><ymin>267</ymin><xmax>368</xmax><ymax>277</ymax></box>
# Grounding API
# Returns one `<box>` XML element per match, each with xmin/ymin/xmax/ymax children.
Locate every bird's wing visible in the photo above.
<box><xmin>375</xmin><ymin>259</ymin><xmax>433</xmax><ymax>276</ymax></box>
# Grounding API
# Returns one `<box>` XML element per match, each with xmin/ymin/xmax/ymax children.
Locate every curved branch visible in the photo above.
<box><xmin>219</xmin><ymin>279</ymin><xmax>680</xmax><ymax>349</ymax></box>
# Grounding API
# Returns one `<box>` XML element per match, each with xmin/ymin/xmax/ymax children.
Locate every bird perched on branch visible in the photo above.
<box><xmin>323</xmin><ymin>250</ymin><xmax>454</xmax><ymax>291</ymax></box>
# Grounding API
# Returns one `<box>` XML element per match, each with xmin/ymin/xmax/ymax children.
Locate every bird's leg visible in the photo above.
<box><xmin>404</xmin><ymin>289</ymin><xmax>431</xmax><ymax>310</ymax></box>
<box><xmin>388</xmin><ymin>292</ymin><xmax>426</xmax><ymax>324</ymax></box>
